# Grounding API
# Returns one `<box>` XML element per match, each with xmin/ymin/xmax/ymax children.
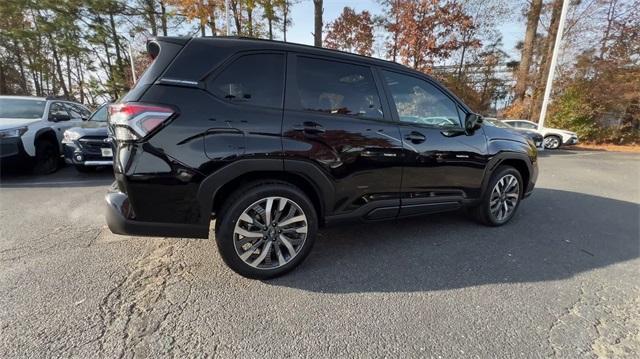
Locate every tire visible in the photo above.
<box><xmin>74</xmin><ymin>165</ymin><xmax>94</xmax><ymax>173</ymax></box>
<box><xmin>543</xmin><ymin>135</ymin><xmax>561</xmax><ymax>149</ymax></box>
<box><xmin>32</xmin><ymin>138</ymin><xmax>59</xmax><ymax>175</ymax></box>
<box><xmin>214</xmin><ymin>180</ymin><xmax>318</xmax><ymax>279</ymax></box>
<box><xmin>470</xmin><ymin>166</ymin><xmax>523</xmax><ymax>226</ymax></box>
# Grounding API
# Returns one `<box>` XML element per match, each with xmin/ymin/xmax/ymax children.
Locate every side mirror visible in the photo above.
<box><xmin>464</xmin><ymin>113</ymin><xmax>483</xmax><ymax>134</ymax></box>
<box><xmin>49</xmin><ymin>113</ymin><xmax>71</xmax><ymax>122</ymax></box>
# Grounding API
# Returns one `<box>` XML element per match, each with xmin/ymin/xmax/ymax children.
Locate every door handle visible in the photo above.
<box><xmin>405</xmin><ymin>131</ymin><xmax>426</xmax><ymax>144</ymax></box>
<box><xmin>293</xmin><ymin>122</ymin><xmax>325</xmax><ymax>135</ymax></box>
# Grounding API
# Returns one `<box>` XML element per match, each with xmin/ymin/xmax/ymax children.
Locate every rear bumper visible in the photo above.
<box><xmin>105</xmin><ymin>190</ymin><xmax>208</xmax><ymax>239</ymax></box>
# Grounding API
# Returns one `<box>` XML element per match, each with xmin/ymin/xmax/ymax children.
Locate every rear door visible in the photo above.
<box><xmin>203</xmin><ymin>52</ymin><xmax>286</xmax><ymax>162</ymax></box>
<box><xmin>379</xmin><ymin>69</ymin><xmax>488</xmax><ymax>216</ymax></box>
<box><xmin>282</xmin><ymin>54</ymin><xmax>403</xmax><ymax>219</ymax></box>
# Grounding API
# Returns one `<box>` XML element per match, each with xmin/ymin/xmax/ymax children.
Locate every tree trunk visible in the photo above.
<box><xmin>0</xmin><ymin>64</ymin><xmax>6</xmax><ymax>94</ymax></box>
<box><xmin>145</xmin><ymin>0</ymin><xmax>158</xmax><ymax>36</ymax></box>
<box><xmin>247</xmin><ymin>8</ymin><xmax>253</xmax><ymax>37</ymax></box>
<box><xmin>160</xmin><ymin>1</ymin><xmax>168</xmax><ymax>36</ymax></box>
<box><xmin>48</xmin><ymin>37</ymin><xmax>69</xmax><ymax>98</ymax></box>
<box><xmin>391</xmin><ymin>1</ymin><xmax>399</xmax><ymax>62</ymax></box>
<box><xmin>283</xmin><ymin>2</ymin><xmax>288</xmax><ymax>41</ymax></box>
<box><xmin>12</xmin><ymin>42</ymin><xmax>29</xmax><ymax>94</ymax></box>
<box><xmin>209</xmin><ymin>4</ymin><xmax>217</xmax><ymax>36</ymax></box>
<box><xmin>109</xmin><ymin>12</ymin><xmax>124</xmax><ymax>74</ymax></box>
<box><xmin>76</xmin><ymin>58</ymin><xmax>85</xmax><ymax>103</ymax></box>
<box><xmin>231</xmin><ymin>0</ymin><xmax>242</xmax><ymax>35</ymax></box>
<box><xmin>514</xmin><ymin>0</ymin><xmax>543</xmax><ymax>102</ymax></box>
<box><xmin>456</xmin><ymin>38</ymin><xmax>468</xmax><ymax>80</ymax></box>
<box><xmin>66</xmin><ymin>54</ymin><xmax>72</xmax><ymax>98</ymax></box>
<box><xmin>268</xmin><ymin>18</ymin><xmax>273</xmax><ymax>40</ymax></box>
<box><xmin>530</xmin><ymin>0</ymin><xmax>562</xmax><ymax>122</ymax></box>
<box><xmin>313</xmin><ymin>0</ymin><xmax>323</xmax><ymax>47</ymax></box>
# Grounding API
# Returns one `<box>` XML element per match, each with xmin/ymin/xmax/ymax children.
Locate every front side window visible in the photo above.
<box><xmin>520</xmin><ymin>122</ymin><xmax>538</xmax><ymax>130</ymax></box>
<box><xmin>48</xmin><ymin>103</ymin><xmax>69</xmax><ymax>119</ymax></box>
<box><xmin>295</xmin><ymin>57</ymin><xmax>383</xmax><ymax>120</ymax></box>
<box><xmin>208</xmin><ymin>53</ymin><xmax>284</xmax><ymax>109</ymax></box>
<box><xmin>383</xmin><ymin>70</ymin><xmax>461</xmax><ymax>128</ymax></box>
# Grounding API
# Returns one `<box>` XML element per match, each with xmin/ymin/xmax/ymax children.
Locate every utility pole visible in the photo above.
<box><xmin>538</xmin><ymin>0</ymin><xmax>570</xmax><ymax>130</ymax></box>
<box><xmin>127</xmin><ymin>34</ymin><xmax>137</xmax><ymax>84</ymax></box>
<box><xmin>225</xmin><ymin>0</ymin><xmax>230</xmax><ymax>36</ymax></box>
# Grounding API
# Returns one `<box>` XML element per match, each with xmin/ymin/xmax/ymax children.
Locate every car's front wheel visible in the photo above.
<box><xmin>543</xmin><ymin>135</ymin><xmax>561</xmax><ymax>149</ymax></box>
<box><xmin>32</xmin><ymin>138</ymin><xmax>59</xmax><ymax>175</ymax></box>
<box><xmin>471</xmin><ymin>166</ymin><xmax>523</xmax><ymax>226</ymax></box>
<box><xmin>214</xmin><ymin>181</ymin><xmax>318</xmax><ymax>279</ymax></box>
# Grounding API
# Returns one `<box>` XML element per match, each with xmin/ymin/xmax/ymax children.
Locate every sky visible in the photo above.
<box><xmin>285</xmin><ymin>0</ymin><xmax>526</xmax><ymax>60</ymax></box>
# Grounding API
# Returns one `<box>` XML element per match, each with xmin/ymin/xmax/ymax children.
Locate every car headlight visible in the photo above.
<box><xmin>62</xmin><ymin>130</ymin><xmax>82</xmax><ymax>144</ymax></box>
<box><xmin>0</xmin><ymin>127</ymin><xmax>28</xmax><ymax>139</ymax></box>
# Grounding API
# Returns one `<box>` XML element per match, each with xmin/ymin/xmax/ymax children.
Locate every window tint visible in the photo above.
<box><xmin>89</xmin><ymin>105</ymin><xmax>108</xmax><ymax>122</ymax></box>
<box><xmin>48</xmin><ymin>103</ymin><xmax>69</xmax><ymax>118</ymax></box>
<box><xmin>208</xmin><ymin>53</ymin><xmax>284</xmax><ymax>108</ymax></box>
<box><xmin>64</xmin><ymin>103</ymin><xmax>89</xmax><ymax>119</ymax></box>
<box><xmin>383</xmin><ymin>70</ymin><xmax>461</xmax><ymax>128</ymax></box>
<box><xmin>295</xmin><ymin>57</ymin><xmax>383</xmax><ymax>120</ymax></box>
<box><xmin>521</xmin><ymin>122</ymin><xmax>537</xmax><ymax>129</ymax></box>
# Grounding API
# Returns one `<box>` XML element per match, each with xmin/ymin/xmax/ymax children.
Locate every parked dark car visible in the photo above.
<box><xmin>105</xmin><ymin>37</ymin><xmax>538</xmax><ymax>279</ymax></box>
<box><xmin>62</xmin><ymin>103</ymin><xmax>113</xmax><ymax>172</ymax></box>
<box><xmin>483</xmin><ymin>118</ymin><xmax>544</xmax><ymax>149</ymax></box>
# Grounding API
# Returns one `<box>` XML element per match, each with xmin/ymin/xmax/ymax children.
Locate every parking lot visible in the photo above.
<box><xmin>0</xmin><ymin>150</ymin><xmax>638</xmax><ymax>358</ymax></box>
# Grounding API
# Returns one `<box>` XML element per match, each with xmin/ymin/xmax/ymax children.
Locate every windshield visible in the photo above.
<box><xmin>0</xmin><ymin>98</ymin><xmax>46</xmax><ymax>119</ymax></box>
<box><xmin>89</xmin><ymin>105</ymin><xmax>108</xmax><ymax>122</ymax></box>
<box><xmin>484</xmin><ymin>119</ymin><xmax>511</xmax><ymax>129</ymax></box>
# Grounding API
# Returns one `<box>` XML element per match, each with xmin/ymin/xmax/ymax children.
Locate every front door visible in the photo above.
<box><xmin>379</xmin><ymin>70</ymin><xmax>488</xmax><ymax>217</ymax></box>
<box><xmin>282</xmin><ymin>55</ymin><xmax>404</xmax><ymax>219</ymax></box>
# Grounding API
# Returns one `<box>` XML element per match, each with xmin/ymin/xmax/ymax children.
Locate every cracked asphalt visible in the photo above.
<box><xmin>0</xmin><ymin>150</ymin><xmax>638</xmax><ymax>358</ymax></box>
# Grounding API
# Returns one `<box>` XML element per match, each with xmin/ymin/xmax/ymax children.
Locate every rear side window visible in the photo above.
<box><xmin>208</xmin><ymin>53</ymin><xmax>285</xmax><ymax>109</ymax></box>
<box><xmin>64</xmin><ymin>103</ymin><xmax>90</xmax><ymax>119</ymax></box>
<box><xmin>295</xmin><ymin>57</ymin><xmax>383</xmax><ymax>120</ymax></box>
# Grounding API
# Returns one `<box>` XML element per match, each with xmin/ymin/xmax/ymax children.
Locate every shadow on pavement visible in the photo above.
<box><xmin>0</xmin><ymin>164</ymin><xmax>114</xmax><ymax>188</ymax></box>
<box><xmin>269</xmin><ymin>188</ymin><xmax>639</xmax><ymax>293</ymax></box>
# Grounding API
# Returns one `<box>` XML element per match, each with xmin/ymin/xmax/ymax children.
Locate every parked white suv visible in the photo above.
<box><xmin>502</xmin><ymin>119</ymin><xmax>578</xmax><ymax>149</ymax></box>
<box><xmin>0</xmin><ymin>96</ymin><xmax>91</xmax><ymax>174</ymax></box>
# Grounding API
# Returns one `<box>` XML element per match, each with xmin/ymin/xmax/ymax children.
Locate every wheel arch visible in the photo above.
<box><xmin>481</xmin><ymin>152</ymin><xmax>533</xmax><ymax>200</ymax></box>
<box><xmin>34</xmin><ymin>128</ymin><xmax>59</xmax><ymax>153</ymax></box>
<box><xmin>197</xmin><ymin>159</ymin><xmax>333</xmax><ymax>227</ymax></box>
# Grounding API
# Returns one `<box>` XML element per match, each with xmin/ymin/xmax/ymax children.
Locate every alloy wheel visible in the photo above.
<box><xmin>544</xmin><ymin>136</ymin><xmax>560</xmax><ymax>149</ymax></box>
<box><xmin>233</xmin><ymin>196</ymin><xmax>308</xmax><ymax>270</ymax></box>
<box><xmin>489</xmin><ymin>174</ymin><xmax>520</xmax><ymax>221</ymax></box>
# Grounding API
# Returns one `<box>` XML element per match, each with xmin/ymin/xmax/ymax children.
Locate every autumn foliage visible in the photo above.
<box><xmin>323</xmin><ymin>7</ymin><xmax>374</xmax><ymax>56</ymax></box>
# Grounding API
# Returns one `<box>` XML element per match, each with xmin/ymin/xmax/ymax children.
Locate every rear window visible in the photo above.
<box><xmin>0</xmin><ymin>98</ymin><xmax>46</xmax><ymax>119</ymax></box>
<box><xmin>207</xmin><ymin>53</ymin><xmax>285</xmax><ymax>109</ymax></box>
<box><xmin>294</xmin><ymin>57</ymin><xmax>383</xmax><ymax>120</ymax></box>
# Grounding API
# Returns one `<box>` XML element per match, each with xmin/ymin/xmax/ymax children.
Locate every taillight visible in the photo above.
<box><xmin>108</xmin><ymin>103</ymin><xmax>174</xmax><ymax>141</ymax></box>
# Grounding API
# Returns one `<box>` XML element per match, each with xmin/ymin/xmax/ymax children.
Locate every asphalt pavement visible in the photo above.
<box><xmin>0</xmin><ymin>150</ymin><xmax>638</xmax><ymax>358</ymax></box>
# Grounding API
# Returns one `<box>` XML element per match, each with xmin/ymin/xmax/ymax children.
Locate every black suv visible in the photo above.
<box><xmin>106</xmin><ymin>37</ymin><xmax>538</xmax><ymax>279</ymax></box>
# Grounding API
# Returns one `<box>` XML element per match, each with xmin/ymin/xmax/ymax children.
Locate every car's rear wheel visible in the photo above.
<box><xmin>471</xmin><ymin>166</ymin><xmax>523</xmax><ymax>226</ymax></box>
<box><xmin>214</xmin><ymin>181</ymin><xmax>318</xmax><ymax>279</ymax></box>
<box><xmin>32</xmin><ymin>138</ymin><xmax>59</xmax><ymax>175</ymax></box>
<box><xmin>543</xmin><ymin>135</ymin><xmax>561</xmax><ymax>149</ymax></box>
